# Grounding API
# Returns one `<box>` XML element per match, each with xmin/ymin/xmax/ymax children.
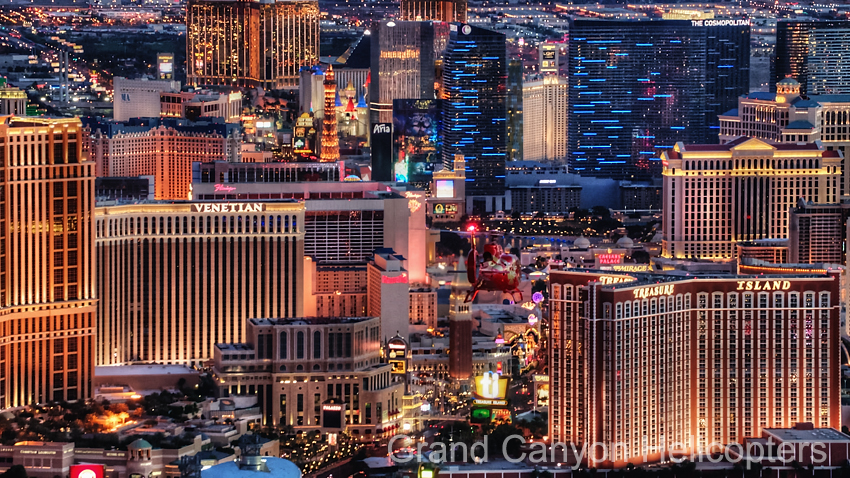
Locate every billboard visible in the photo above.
<box><xmin>474</xmin><ymin>371</ymin><xmax>509</xmax><ymax>400</ymax></box>
<box><xmin>435</xmin><ymin>179</ymin><xmax>454</xmax><ymax>198</ymax></box>
<box><xmin>371</xmin><ymin>123</ymin><xmax>393</xmax><ymax>182</ymax></box>
<box><xmin>157</xmin><ymin>52</ymin><xmax>174</xmax><ymax>80</ymax></box>
<box><xmin>322</xmin><ymin>403</ymin><xmax>344</xmax><ymax>429</ymax></box>
<box><xmin>388</xmin><ymin>337</ymin><xmax>408</xmax><ymax>375</ymax></box>
<box><xmin>71</xmin><ymin>465</ymin><xmax>105</xmax><ymax>478</ymax></box>
<box><xmin>432</xmin><ymin>203</ymin><xmax>459</xmax><ymax>215</ymax></box>
<box><xmin>393</xmin><ymin>99</ymin><xmax>441</xmax><ymax>187</ymax></box>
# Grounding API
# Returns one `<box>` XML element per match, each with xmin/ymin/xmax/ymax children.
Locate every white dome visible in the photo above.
<box><xmin>616</xmin><ymin>236</ymin><xmax>634</xmax><ymax>248</ymax></box>
<box><xmin>573</xmin><ymin>236</ymin><xmax>590</xmax><ymax>249</ymax></box>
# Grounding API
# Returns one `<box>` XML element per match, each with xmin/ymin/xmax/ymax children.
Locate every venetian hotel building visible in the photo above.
<box><xmin>95</xmin><ymin>201</ymin><xmax>304</xmax><ymax>366</ymax></box>
<box><xmin>549</xmin><ymin>270</ymin><xmax>840</xmax><ymax>467</ymax></box>
<box><xmin>0</xmin><ymin>116</ymin><xmax>96</xmax><ymax>408</ymax></box>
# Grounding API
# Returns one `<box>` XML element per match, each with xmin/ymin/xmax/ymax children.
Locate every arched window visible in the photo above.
<box><xmin>296</xmin><ymin>331</ymin><xmax>304</xmax><ymax>359</ymax></box>
<box><xmin>313</xmin><ymin>331</ymin><xmax>322</xmax><ymax>359</ymax></box>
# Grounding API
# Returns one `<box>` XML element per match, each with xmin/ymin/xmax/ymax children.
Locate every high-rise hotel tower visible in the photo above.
<box><xmin>0</xmin><ymin>116</ymin><xmax>96</xmax><ymax>408</ymax></box>
<box><xmin>400</xmin><ymin>0</ymin><xmax>466</xmax><ymax>23</ymax></box>
<box><xmin>187</xmin><ymin>0</ymin><xmax>320</xmax><ymax>89</ymax></box>
<box><xmin>549</xmin><ymin>270</ymin><xmax>840</xmax><ymax>468</ymax></box>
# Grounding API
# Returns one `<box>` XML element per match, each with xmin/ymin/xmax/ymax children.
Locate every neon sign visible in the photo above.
<box><xmin>192</xmin><ymin>203</ymin><xmax>264</xmax><ymax>213</ymax></box>
<box><xmin>736</xmin><ymin>280</ymin><xmax>791</xmax><ymax>291</ymax></box>
<box><xmin>322</xmin><ymin>405</ymin><xmax>342</xmax><ymax>411</ymax></box>
<box><xmin>382</xmin><ymin>274</ymin><xmax>409</xmax><ymax>284</ymax></box>
<box><xmin>633</xmin><ymin>284</ymin><xmax>675</xmax><ymax>299</ymax></box>
<box><xmin>214</xmin><ymin>184</ymin><xmax>236</xmax><ymax>192</ymax></box>
<box><xmin>596</xmin><ymin>253</ymin><xmax>622</xmax><ymax>265</ymax></box>
<box><xmin>598</xmin><ymin>275</ymin><xmax>635</xmax><ymax>285</ymax></box>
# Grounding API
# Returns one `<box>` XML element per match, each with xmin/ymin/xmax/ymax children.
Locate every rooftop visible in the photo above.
<box><xmin>763</xmin><ymin>427</ymin><xmax>850</xmax><ymax>443</ymax></box>
<box><xmin>95</xmin><ymin>364</ymin><xmax>197</xmax><ymax>377</ymax></box>
<box><xmin>249</xmin><ymin>317</ymin><xmax>376</xmax><ymax>326</ymax></box>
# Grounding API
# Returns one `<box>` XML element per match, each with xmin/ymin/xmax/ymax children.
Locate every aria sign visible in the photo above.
<box><xmin>191</xmin><ymin>203</ymin><xmax>265</xmax><ymax>213</ymax></box>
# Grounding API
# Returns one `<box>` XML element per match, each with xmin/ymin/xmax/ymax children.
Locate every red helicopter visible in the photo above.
<box><xmin>464</xmin><ymin>226</ymin><xmax>522</xmax><ymax>303</ymax></box>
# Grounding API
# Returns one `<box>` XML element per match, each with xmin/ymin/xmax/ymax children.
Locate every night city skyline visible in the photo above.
<box><xmin>0</xmin><ymin>1</ymin><xmax>848</xmax><ymax>478</ymax></box>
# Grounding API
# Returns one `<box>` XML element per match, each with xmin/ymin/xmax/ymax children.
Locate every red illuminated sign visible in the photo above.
<box><xmin>381</xmin><ymin>274</ymin><xmax>409</xmax><ymax>284</ymax></box>
<box><xmin>596</xmin><ymin>253</ymin><xmax>622</xmax><ymax>265</ymax></box>
<box><xmin>71</xmin><ymin>464</ymin><xmax>105</xmax><ymax>478</ymax></box>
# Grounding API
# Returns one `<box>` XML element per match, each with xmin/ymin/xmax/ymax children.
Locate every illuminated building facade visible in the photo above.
<box><xmin>399</xmin><ymin>0</ymin><xmax>466</xmax><ymax>23</ymax></box>
<box><xmin>549</xmin><ymin>270</ymin><xmax>841</xmax><ymax>467</ymax></box>
<box><xmin>442</xmin><ymin>24</ymin><xmax>507</xmax><ymax>200</ymax></box>
<box><xmin>566</xmin><ymin>18</ymin><xmax>749</xmax><ymax>178</ymax></box>
<box><xmin>302</xmin><ymin>261</ymin><xmax>368</xmax><ymax>318</ymax></box>
<box><xmin>409</xmin><ymin>288</ymin><xmax>437</xmax><ymax>328</ymax></box>
<box><xmin>212</xmin><ymin>317</ymin><xmax>404</xmax><ymax>439</ymax></box>
<box><xmin>522</xmin><ymin>75</ymin><xmax>568</xmax><ymax>162</ymax></box>
<box><xmin>186</xmin><ymin>0</ymin><xmax>319</xmax><ymax>89</ymax></box>
<box><xmin>718</xmin><ymin>78</ymin><xmax>850</xmax><ymax>196</ymax></box>
<box><xmin>94</xmin><ymin>201</ymin><xmax>305</xmax><ymax>366</ymax></box>
<box><xmin>369</xmin><ymin>20</ymin><xmax>448</xmax><ymax>124</ymax></box>
<box><xmin>788</xmin><ymin>199</ymin><xmax>850</xmax><ymax>265</ymax></box>
<box><xmin>661</xmin><ymin>138</ymin><xmax>841</xmax><ymax>260</ymax></box>
<box><xmin>736</xmin><ymin>239</ymin><xmax>789</xmax><ymax>264</ymax></box>
<box><xmin>367</xmin><ymin>252</ymin><xmax>410</xmax><ymax>342</ymax></box>
<box><xmin>321</xmin><ymin>66</ymin><xmax>340</xmax><ymax>161</ymax></box>
<box><xmin>0</xmin><ymin>116</ymin><xmax>96</xmax><ymax>408</ymax></box>
<box><xmin>507</xmin><ymin>59</ymin><xmax>523</xmax><ymax>162</ymax></box>
<box><xmin>85</xmin><ymin>118</ymin><xmax>241</xmax><ymax>201</ymax></box>
<box><xmin>159</xmin><ymin>90</ymin><xmax>242</xmax><ymax>123</ymax></box>
<box><xmin>113</xmin><ymin>77</ymin><xmax>180</xmax><ymax>122</ymax></box>
<box><xmin>0</xmin><ymin>84</ymin><xmax>27</xmax><ymax>116</ymax></box>
<box><xmin>773</xmin><ymin>20</ymin><xmax>850</xmax><ymax>96</ymax></box>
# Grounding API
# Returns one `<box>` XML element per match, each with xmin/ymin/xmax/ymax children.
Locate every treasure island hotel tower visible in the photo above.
<box><xmin>0</xmin><ymin>116</ymin><xmax>95</xmax><ymax>408</ymax></box>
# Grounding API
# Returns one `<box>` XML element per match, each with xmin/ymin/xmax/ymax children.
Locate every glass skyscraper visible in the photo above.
<box><xmin>507</xmin><ymin>59</ymin><xmax>523</xmax><ymax>162</ymax></box>
<box><xmin>369</xmin><ymin>20</ymin><xmax>449</xmax><ymax>123</ymax></box>
<box><xmin>567</xmin><ymin>18</ymin><xmax>750</xmax><ymax>179</ymax></box>
<box><xmin>772</xmin><ymin>20</ymin><xmax>850</xmax><ymax>95</ymax></box>
<box><xmin>441</xmin><ymin>23</ymin><xmax>507</xmax><ymax>197</ymax></box>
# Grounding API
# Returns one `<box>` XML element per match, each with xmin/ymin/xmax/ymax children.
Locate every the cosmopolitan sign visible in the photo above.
<box><xmin>192</xmin><ymin>203</ymin><xmax>265</xmax><ymax>213</ymax></box>
<box><xmin>691</xmin><ymin>19</ymin><xmax>750</xmax><ymax>27</ymax></box>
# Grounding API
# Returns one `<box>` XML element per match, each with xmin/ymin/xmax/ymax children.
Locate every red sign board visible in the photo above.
<box><xmin>71</xmin><ymin>465</ymin><xmax>105</xmax><ymax>478</ymax></box>
<box><xmin>596</xmin><ymin>253</ymin><xmax>622</xmax><ymax>265</ymax></box>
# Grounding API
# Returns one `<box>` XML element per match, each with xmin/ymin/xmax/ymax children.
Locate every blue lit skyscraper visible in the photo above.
<box><xmin>442</xmin><ymin>23</ymin><xmax>507</xmax><ymax>202</ymax></box>
<box><xmin>567</xmin><ymin>18</ymin><xmax>749</xmax><ymax>179</ymax></box>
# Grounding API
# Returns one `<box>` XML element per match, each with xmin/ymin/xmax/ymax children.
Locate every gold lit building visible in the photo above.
<box><xmin>186</xmin><ymin>0</ymin><xmax>319</xmax><ymax>89</ymax></box>
<box><xmin>661</xmin><ymin>137</ymin><xmax>841</xmax><ymax>260</ymax></box>
<box><xmin>550</xmin><ymin>270</ymin><xmax>841</xmax><ymax>468</ymax></box>
<box><xmin>95</xmin><ymin>201</ymin><xmax>305</xmax><ymax>366</ymax></box>
<box><xmin>0</xmin><ymin>116</ymin><xmax>96</xmax><ymax>408</ymax></box>
<box><xmin>400</xmin><ymin>0</ymin><xmax>466</xmax><ymax>22</ymax></box>
<box><xmin>321</xmin><ymin>66</ymin><xmax>339</xmax><ymax>161</ymax></box>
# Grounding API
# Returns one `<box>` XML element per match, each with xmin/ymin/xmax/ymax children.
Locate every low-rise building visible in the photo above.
<box><xmin>212</xmin><ymin>317</ymin><xmax>404</xmax><ymax>441</ymax></box>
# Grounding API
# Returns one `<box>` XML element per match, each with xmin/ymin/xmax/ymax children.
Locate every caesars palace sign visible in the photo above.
<box><xmin>191</xmin><ymin>203</ymin><xmax>265</xmax><ymax>213</ymax></box>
